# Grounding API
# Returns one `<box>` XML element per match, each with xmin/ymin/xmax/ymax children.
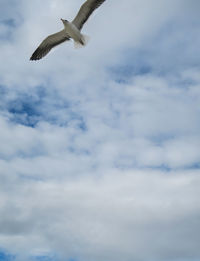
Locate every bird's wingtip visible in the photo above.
<box><xmin>29</xmin><ymin>57</ymin><xmax>35</xmax><ymax>61</ymax></box>
<box><xmin>30</xmin><ymin>54</ymin><xmax>41</xmax><ymax>61</ymax></box>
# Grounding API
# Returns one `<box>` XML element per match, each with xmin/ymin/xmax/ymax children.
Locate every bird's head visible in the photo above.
<box><xmin>61</xmin><ymin>19</ymin><xmax>68</xmax><ymax>25</ymax></box>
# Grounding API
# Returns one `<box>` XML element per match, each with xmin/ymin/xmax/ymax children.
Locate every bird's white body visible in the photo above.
<box><xmin>64</xmin><ymin>22</ymin><xmax>82</xmax><ymax>42</ymax></box>
<box><xmin>62</xmin><ymin>20</ymin><xmax>89</xmax><ymax>48</ymax></box>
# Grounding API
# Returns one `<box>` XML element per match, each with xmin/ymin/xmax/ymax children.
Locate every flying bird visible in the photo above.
<box><xmin>30</xmin><ymin>0</ymin><xmax>106</xmax><ymax>61</ymax></box>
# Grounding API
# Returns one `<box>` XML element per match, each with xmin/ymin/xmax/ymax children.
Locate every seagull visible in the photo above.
<box><xmin>30</xmin><ymin>0</ymin><xmax>106</xmax><ymax>61</ymax></box>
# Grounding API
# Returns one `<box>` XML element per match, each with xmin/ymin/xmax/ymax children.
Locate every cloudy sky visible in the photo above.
<box><xmin>0</xmin><ymin>0</ymin><xmax>200</xmax><ymax>260</ymax></box>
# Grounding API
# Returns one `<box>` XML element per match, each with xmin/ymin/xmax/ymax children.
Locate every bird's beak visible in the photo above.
<box><xmin>61</xmin><ymin>18</ymin><xmax>64</xmax><ymax>22</ymax></box>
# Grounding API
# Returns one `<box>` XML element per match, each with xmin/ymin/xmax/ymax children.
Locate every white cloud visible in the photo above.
<box><xmin>0</xmin><ymin>170</ymin><xmax>199</xmax><ymax>261</ymax></box>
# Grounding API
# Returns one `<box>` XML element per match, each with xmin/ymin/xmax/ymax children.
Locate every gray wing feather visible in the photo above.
<box><xmin>72</xmin><ymin>0</ymin><xmax>106</xmax><ymax>30</ymax></box>
<box><xmin>30</xmin><ymin>30</ymin><xmax>70</xmax><ymax>61</ymax></box>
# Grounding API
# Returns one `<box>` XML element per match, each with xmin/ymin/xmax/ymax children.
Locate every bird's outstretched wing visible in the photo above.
<box><xmin>30</xmin><ymin>30</ymin><xmax>70</xmax><ymax>60</ymax></box>
<box><xmin>72</xmin><ymin>0</ymin><xmax>106</xmax><ymax>30</ymax></box>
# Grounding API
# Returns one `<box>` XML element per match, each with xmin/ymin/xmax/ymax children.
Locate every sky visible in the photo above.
<box><xmin>0</xmin><ymin>0</ymin><xmax>200</xmax><ymax>260</ymax></box>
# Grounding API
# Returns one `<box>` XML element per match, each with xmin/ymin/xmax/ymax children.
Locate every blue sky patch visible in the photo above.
<box><xmin>0</xmin><ymin>251</ymin><xmax>15</xmax><ymax>261</ymax></box>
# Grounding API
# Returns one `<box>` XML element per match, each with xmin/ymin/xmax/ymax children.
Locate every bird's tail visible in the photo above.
<box><xmin>74</xmin><ymin>34</ymin><xmax>90</xmax><ymax>49</ymax></box>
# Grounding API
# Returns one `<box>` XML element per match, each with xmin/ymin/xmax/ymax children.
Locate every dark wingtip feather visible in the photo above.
<box><xmin>30</xmin><ymin>56</ymin><xmax>41</xmax><ymax>61</ymax></box>
<box><xmin>30</xmin><ymin>48</ymin><xmax>45</xmax><ymax>61</ymax></box>
<box><xmin>30</xmin><ymin>54</ymin><xmax>37</xmax><ymax>61</ymax></box>
<box><xmin>29</xmin><ymin>56</ymin><xmax>37</xmax><ymax>61</ymax></box>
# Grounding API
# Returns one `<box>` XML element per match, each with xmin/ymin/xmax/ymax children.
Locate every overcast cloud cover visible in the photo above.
<box><xmin>0</xmin><ymin>0</ymin><xmax>200</xmax><ymax>260</ymax></box>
